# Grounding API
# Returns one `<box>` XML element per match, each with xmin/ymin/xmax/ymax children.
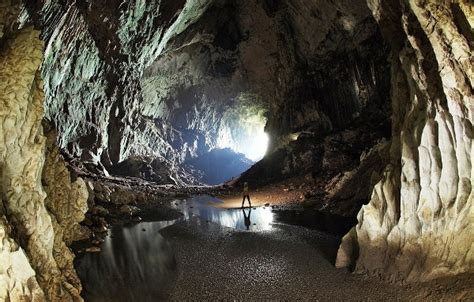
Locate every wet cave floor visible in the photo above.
<box><xmin>74</xmin><ymin>195</ymin><xmax>472</xmax><ymax>301</ymax></box>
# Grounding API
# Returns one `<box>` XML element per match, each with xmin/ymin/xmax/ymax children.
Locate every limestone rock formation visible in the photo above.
<box><xmin>25</xmin><ymin>0</ymin><xmax>391</xmax><ymax>185</ymax></box>
<box><xmin>43</xmin><ymin>124</ymin><xmax>90</xmax><ymax>245</ymax></box>
<box><xmin>0</xmin><ymin>2</ymin><xmax>89</xmax><ymax>299</ymax></box>
<box><xmin>0</xmin><ymin>0</ymin><xmax>470</xmax><ymax>294</ymax></box>
<box><xmin>337</xmin><ymin>0</ymin><xmax>473</xmax><ymax>281</ymax></box>
<box><xmin>0</xmin><ymin>0</ymin><xmax>18</xmax><ymax>40</ymax></box>
<box><xmin>26</xmin><ymin>0</ymin><xmax>214</xmax><ymax>184</ymax></box>
<box><xmin>324</xmin><ymin>140</ymin><xmax>391</xmax><ymax>215</ymax></box>
<box><xmin>0</xmin><ymin>25</ymin><xmax>51</xmax><ymax>302</ymax></box>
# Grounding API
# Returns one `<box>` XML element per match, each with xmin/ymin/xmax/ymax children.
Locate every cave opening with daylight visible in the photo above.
<box><xmin>0</xmin><ymin>0</ymin><xmax>472</xmax><ymax>301</ymax></box>
<box><xmin>181</xmin><ymin>95</ymin><xmax>271</xmax><ymax>185</ymax></box>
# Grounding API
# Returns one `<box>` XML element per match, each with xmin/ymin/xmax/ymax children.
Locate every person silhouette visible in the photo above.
<box><xmin>241</xmin><ymin>182</ymin><xmax>251</xmax><ymax>208</ymax></box>
<box><xmin>242</xmin><ymin>208</ymin><xmax>252</xmax><ymax>230</ymax></box>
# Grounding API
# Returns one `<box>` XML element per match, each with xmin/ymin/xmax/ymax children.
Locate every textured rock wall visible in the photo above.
<box><xmin>25</xmin><ymin>0</ymin><xmax>213</xmax><ymax>184</ymax></box>
<box><xmin>43</xmin><ymin>124</ymin><xmax>90</xmax><ymax>245</ymax></box>
<box><xmin>143</xmin><ymin>0</ymin><xmax>391</xmax><ymax>149</ymax></box>
<box><xmin>42</xmin><ymin>123</ymin><xmax>90</xmax><ymax>301</ymax></box>
<box><xmin>26</xmin><ymin>0</ymin><xmax>391</xmax><ymax>184</ymax></box>
<box><xmin>0</xmin><ymin>25</ymin><xmax>50</xmax><ymax>302</ymax></box>
<box><xmin>0</xmin><ymin>9</ymin><xmax>43</xmax><ymax>300</ymax></box>
<box><xmin>0</xmin><ymin>1</ymin><xmax>89</xmax><ymax>299</ymax></box>
<box><xmin>337</xmin><ymin>0</ymin><xmax>473</xmax><ymax>281</ymax></box>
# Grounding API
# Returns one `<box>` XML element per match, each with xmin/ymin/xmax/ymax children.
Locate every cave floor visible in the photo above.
<box><xmin>163</xmin><ymin>218</ymin><xmax>409</xmax><ymax>301</ymax></box>
<box><xmin>217</xmin><ymin>177</ymin><xmax>311</xmax><ymax>209</ymax></box>
<box><xmin>75</xmin><ymin>195</ymin><xmax>473</xmax><ymax>301</ymax></box>
<box><xmin>162</xmin><ymin>218</ymin><xmax>473</xmax><ymax>301</ymax></box>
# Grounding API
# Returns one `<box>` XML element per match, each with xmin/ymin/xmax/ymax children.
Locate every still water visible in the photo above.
<box><xmin>75</xmin><ymin>195</ymin><xmax>276</xmax><ymax>301</ymax></box>
<box><xmin>75</xmin><ymin>195</ymin><xmax>355</xmax><ymax>301</ymax></box>
<box><xmin>172</xmin><ymin>195</ymin><xmax>274</xmax><ymax>231</ymax></box>
<box><xmin>75</xmin><ymin>220</ymin><xmax>176</xmax><ymax>301</ymax></box>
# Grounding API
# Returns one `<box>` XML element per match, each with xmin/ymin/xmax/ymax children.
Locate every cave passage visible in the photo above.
<box><xmin>185</xmin><ymin>113</ymin><xmax>269</xmax><ymax>185</ymax></box>
<box><xmin>1</xmin><ymin>0</ymin><xmax>472</xmax><ymax>301</ymax></box>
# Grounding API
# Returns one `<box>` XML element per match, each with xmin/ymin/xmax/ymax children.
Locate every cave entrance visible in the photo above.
<box><xmin>186</xmin><ymin>96</ymin><xmax>269</xmax><ymax>185</ymax></box>
<box><xmin>216</xmin><ymin>109</ymin><xmax>269</xmax><ymax>162</ymax></box>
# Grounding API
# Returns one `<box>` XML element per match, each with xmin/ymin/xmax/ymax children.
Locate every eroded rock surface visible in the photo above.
<box><xmin>0</xmin><ymin>1</ymin><xmax>88</xmax><ymax>300</ymax></box>
<box><xmin>25</xmin><ymin>0</ymin><xmax>391</xmax><ymax>186</ymax></box>
<box><xmin>0</xmin><ymin>25</ymin><xmax>51</xmax><ymax>302</ymax></box>
<box><xmin>337</xmin><ymin>0</ymin><xmax>473</xmax><ymax>281</ymax></box>
<box><xmin>0</xmin><ymin>214</ymin><xmax>44</xmax><ymax>301</ymax></box>
<box><xmin>43</xmin><ymin>124</ymin><xmax>90</xmax><ymax>245</ymax></box>
<box><xmin>26</xmin><ymin>0</ymin><xmax>214</xmax><ymax>184</ymax></box>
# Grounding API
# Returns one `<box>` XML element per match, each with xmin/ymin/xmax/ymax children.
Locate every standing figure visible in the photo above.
<box><xmin>241</xmin><ymin>182</ymin><xmax>251</xmax><ymax>208</ymax></box>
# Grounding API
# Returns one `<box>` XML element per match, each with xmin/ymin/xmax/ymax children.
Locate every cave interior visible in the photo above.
<box><xmin>0</xmin><ymin>0</ymin><xmax>473</xmax><ymax>301</ymax></box>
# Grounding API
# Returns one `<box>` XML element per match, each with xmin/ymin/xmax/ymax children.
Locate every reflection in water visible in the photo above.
<box><xmin>76</xmin><ymin>195</ymin><xmax>357</xmax><ymax>300</ymax></box>
<box><xmin>174</xmin><ymin>195</ymin><xmax>273</xmax><ymax>231</ymax></box>
<box><xmin>75</xmin><ymin>196</ymin><xmax>274</xmax><ymax>300</ymax></box>
<box><xmin>243</xmin><ymin>208</ymin><xmax>251</xmax><ymax>230</ymax></box>
<box><xmin>75</xmin><ymin>221</ymin><xmax>176</xmax><ymax>302</ymax></box>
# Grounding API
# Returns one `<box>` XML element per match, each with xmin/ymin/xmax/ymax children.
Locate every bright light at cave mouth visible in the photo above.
<box><xmin>245</xmin><ymin>131</ymin><xmax>269</xmax><ymax>161</ymax></box>
<box><xmin>216</xmin><ymin>101</ymin><xmax>269</xmax><ymax>162</ymax></box>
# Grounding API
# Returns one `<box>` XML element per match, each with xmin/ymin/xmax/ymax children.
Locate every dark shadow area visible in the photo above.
<box><xmin>271</xmin><ymin>209</ymin><xmax>358</xmax><ymax>264</ymax></box>
<box><xmin>451</xmin><ymin>3</ymin><xmax>474</xmax><ymax>46</ymax></box>
<box><xmin>75</xmin><ymin>221</ymin><xmax>177</xmax><ymax>302</ymax></box>
<box><xmin>108</xmin><ymin>156</ymin><xmax>174</xmax><ymax>183</ymax></box>
<box><xmin>242</xmin><ymin>208</ymin><xmax>252</xmax><ymax>230</ymax></box>
<box><xmin>186</xmin><ymin>148</ymin><xmax>253</xmax><ymax>185</ymax></box>
<box><xmin>273</xmin><ymin>209</ymin><xmax>357</xmax><ymax>237</ymax></box>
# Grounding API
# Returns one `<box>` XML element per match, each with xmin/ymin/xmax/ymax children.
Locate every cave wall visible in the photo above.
<box><xmin>337</xmin><ymin>0</ymin><xmax>473</xmax><ymax>281</ymax></box>
<box><xmin>0</xmin><ymin>7</ymin><xmax>44</xmax><ymax>298</ymax></box>
<box><xmin>144</xmin><ymin>0</ymin><xmax>391</xmax><ymax>149</ymax></box>
<box><xmin>25</xmin><ymin>0</ymin><xmax>214</xmax><ymax>184</ymax></box>
<box><xmin>0</xmin><ymin>1</ymin><xmax>89</xmax><ymax>299</ymax></box>
<box><xmin>27</xmin><ymin>0</ymin><xmax>391</xmax><ymax>185</ymax></box>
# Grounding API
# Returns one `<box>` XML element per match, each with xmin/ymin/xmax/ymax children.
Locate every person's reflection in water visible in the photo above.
<box><xmin>242</xmin><ymin>208</ymin><xmax>252</xmax><ymax>230</ymax></box>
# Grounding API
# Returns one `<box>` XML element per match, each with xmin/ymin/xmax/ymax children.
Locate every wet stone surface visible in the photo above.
<box><xmin>74</xmin><ymin>195</ymin><xmax>411</xmax><ymax>301</ymax></box>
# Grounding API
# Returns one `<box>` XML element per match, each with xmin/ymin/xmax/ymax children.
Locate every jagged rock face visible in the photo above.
<box><xmin>0</xmin><ymin>25</ymin><xmax>49</xmax><ymax>302</ymax></box>
<box><xmin>26</xmin><ymin>0</ymin><xmax>214</xmax><ymax>184</ymax></box>
<box><xmin>0</xmin><ymin>0</ymin><xmax>19</xmax><ymax>40</ymax></box>
<box><xmin>43</xmin><ymin>124</ymin><xmax>90</xmax><ymax>245</ymax></box>
<box><xmin>27</xmin><ymin>0</ymin><xmax>390</xmax><ymax>184</ymax></box>
<box><xmin>0</xmin><ymin>1</ymin><xmax>89</xmax><ymax>299</ymax></box>
<box><xmin>337</xmin><ymin>0</ymin><xmax>473</xmax><ymax>281</ymax></box>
